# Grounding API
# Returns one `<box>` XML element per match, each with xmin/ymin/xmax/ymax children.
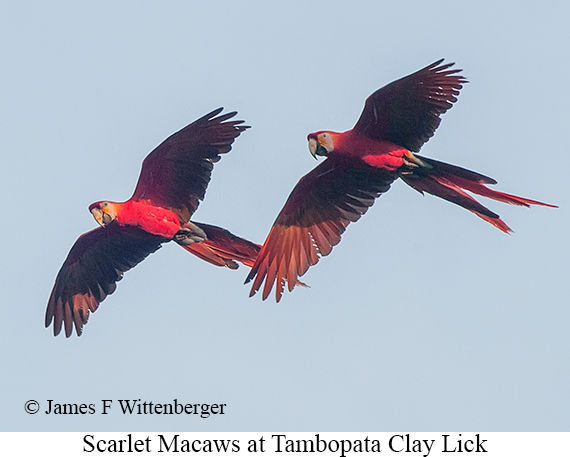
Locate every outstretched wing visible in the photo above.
<box><xmin>131</xmin><ymin>108</ymin><xmax>249</xmax><ymax>222</ymax></box>
<box><xmin>245</xmin><ymin>155</ymin><xmax>398</xmax><ymax>302</ymax></box>
<box><xmin>353</xmin><ymin>59</ymin><xmax>467</xmax><ymax>152</ymax></box>
<box><xmin>46</xmin><ymin>224</ymin><xmax>166</xmax><ymax>337</ymax></box>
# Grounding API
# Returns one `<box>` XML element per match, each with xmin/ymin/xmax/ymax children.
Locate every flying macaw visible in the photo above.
<box><xmin>46</xmin><ymin>108</ymin><xmax>260</xmax><ymax>337</ymax></box>
<box><xmin>246</xmin><ymin>60</ymin><xmax>555</xmax><ymax>302</ymax></box>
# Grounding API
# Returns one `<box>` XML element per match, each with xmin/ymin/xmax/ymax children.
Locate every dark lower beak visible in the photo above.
<box><xmin>309</xmin><ymin>138</ymin><xmax>329</xmax><ymax>159</ymax></box>
<box><xmin>102</xmin><ymin>212</ymin><xmax>113</xmax><ymax>225</ymax></box>
<box><xmin>315</xmin><ymin>142</ymin><xmax>328</xmax><ymax>157</ymax></box>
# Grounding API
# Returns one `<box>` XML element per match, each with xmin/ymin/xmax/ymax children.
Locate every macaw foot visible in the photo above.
<box><xmin>174</xmin><ymin>222</ymin><xmax>207</xmax><ymax>245</ymax></box>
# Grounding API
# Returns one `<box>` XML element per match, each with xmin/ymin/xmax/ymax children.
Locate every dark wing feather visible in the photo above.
<box><xmin>131</xmin><ymin>108</ymin><xmax>249</xmax><ymax>222</ymax></box>
<box><xmin>353</xmin><ymin>59</ymin><xmax>467</xmax><ymax>152</ymax></box>
<box><xmin>245</xmin><ymin>155</ymin><xmax>398</xmax><ymax>302</ymax></box>
<box><xmin>46</xmin><ymin>224</ymin><xmax>166</xmax><ymax>337</ymax></box>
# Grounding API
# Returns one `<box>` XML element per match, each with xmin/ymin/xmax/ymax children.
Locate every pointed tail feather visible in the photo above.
<box><xmin>400</xmin><ymin>155</ymin><xmax>556</xmax><ymax>233</ymax></box>
<box><xmin>176</xmin><ymin>222</ymin><xmax>261</xmax><ymax>269</ymax></box>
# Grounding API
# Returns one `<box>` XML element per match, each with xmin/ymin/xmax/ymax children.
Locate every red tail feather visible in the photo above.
<box><xmin>401</xmin><ymin>156</ymin><xmax>556</xmax><ymax>233</ymax></box>
<box><xmin>177</xmin><ymin>222</ymin><xmax>260</xmax><ymax>268</ymax></box>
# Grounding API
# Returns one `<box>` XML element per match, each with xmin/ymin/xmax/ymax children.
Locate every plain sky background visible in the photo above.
<box><xmin>1</xmin><ymin>1</ymin><xmax>568</xmax><ymax>432</ymax></box>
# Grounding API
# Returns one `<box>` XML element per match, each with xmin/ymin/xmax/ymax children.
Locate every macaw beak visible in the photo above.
<box><xmin>91</xmin><ymin>207</ymin><xmax>113</xmax><ymax>227</ymax></box>
<box><xmin>308</xmin><ymin>137</ymin><xmax>328</xmax><ymax>159</ymax></box>
<box><xmin>91</xmin><ymin>208</ymin><xmax>104</xmax><ymax>226</ymax></box>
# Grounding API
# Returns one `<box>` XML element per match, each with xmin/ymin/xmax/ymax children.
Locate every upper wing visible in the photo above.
<box><xmin>245</xmin><ymin>155</ymin><xmax>398</xmax><ymax>302</ymax></box>
<box><xmin>353</xmin><ymin>59</ymin><xmax>467</xmax><ymax>152</ymax></box>
<box><xmin>131</xmin><ymin>108</ymin><xmax>249</xmax><ymax>222</ymax></box>
<box><xmin>46</xmin><ymin>223</ymin><xmax>166</xmax><ymax>337</ymax></box>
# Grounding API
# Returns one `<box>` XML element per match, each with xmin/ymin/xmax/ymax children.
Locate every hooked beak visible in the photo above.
<box><xmin>91</xmin><ymin>207</ymin><xmax>113</xmax><ymax>227</ymax></box>
<box><xmin>308</xmin><ymin>137</ymin><xmax>328</xmax><ymax>160</ymax></box>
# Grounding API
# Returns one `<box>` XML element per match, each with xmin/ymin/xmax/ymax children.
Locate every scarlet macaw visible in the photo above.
<box><xmin>46</xmin><ymin>108</ymin><xmax>260</xmax><ymax>337</ymax></box>
<box><xmin>246</xmin><ymin>60</ymin><xmax>555</xmax><ymax>302</ymax></box>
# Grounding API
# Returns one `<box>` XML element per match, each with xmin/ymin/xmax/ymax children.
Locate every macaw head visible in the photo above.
<box><xmin>89</xmin><ymin>201</ymin><xmax>117</xmax><ymax>227</ymax></box>
<box><xmin>308</xmin><ymin>131</ymin><xmax>336</xmax><ymax>159</ymax></box>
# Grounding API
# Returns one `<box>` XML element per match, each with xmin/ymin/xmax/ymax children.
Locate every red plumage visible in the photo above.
<box><xmin>47</xmin><ymin>109</ymin><xmax>260</xmax><ymax>337</ymax></box>
<box><xmin>246</xmin><ymin>60</ymin><xmax>555</xmax><ymax>302</ymax></box>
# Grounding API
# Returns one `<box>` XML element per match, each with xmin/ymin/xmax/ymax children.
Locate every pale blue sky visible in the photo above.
<box><xmin>1</xmin><ymin>1</ymin><xmax>568</xmax><ymax>431</ymax></box>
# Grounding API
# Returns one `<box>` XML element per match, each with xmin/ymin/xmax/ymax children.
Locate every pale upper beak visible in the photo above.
<box><xmin>91</xmin><ymin>207</ymin><xmax>114</xmax><ymax>227</ymax></box>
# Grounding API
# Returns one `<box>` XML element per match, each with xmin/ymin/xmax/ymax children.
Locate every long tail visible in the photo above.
<box><xmin>400</xmin><ymin>154</ymin><xmax>556</xmax><ymax>233</ymax></box>
<box><xmin>176</xmin><ymin>222</ymin><xmax>261</xmax><ymax>269</ymax></box>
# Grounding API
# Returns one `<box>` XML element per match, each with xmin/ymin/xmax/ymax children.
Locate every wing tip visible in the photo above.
<box><xmin>206</xmin><ymin>108</ymin><xmax>251</xmax><ymax>131</ymax></box>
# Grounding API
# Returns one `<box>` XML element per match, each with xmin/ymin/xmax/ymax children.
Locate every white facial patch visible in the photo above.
<box><xmin>319</xmin><ymin>133</ymin><xmax>334</xmax><ymax>153</ymax></box>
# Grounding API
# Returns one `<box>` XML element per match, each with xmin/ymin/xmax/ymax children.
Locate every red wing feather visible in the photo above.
<box><xmin>246</xmin><ymin>156</ymin><xmax>398</xmax><ymax>301</ymax></box>
<box><xmin>46</xmin><ymin>224</ymin><xmax>166</xmax><ymax>337</ymax></box>
<box><xmin>131</xmin><ymin>108</ymin><xmax>249</xmax><ymax>222</ymax></box>
<box><xmin>353</xmin><ymin>59</ymin><xmax>467</xmax><ymax>152</ymax></box>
